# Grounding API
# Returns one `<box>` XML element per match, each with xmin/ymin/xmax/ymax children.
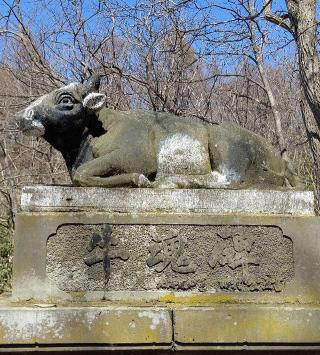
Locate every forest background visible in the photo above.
<box><xmin>0</xmin><ymin>0</ymin><xmax>319</xmax><ymax>292</ymax></box>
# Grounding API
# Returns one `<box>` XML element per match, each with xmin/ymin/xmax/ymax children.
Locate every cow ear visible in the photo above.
<box><xmin>83</xmin><ymin>92</ymin><xmax>106</xmax><ymax>111</ymax></box>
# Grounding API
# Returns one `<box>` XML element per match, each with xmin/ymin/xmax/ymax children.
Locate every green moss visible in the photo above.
<box><xmin>0</xmin><ymin>226</ymin><xmax>13</xmax><ymax>293</ymax></box>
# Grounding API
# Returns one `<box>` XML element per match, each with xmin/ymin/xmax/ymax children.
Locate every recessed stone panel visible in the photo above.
<box><xmin>46</xmin><ymin>224</ymin><xmax>294</xmax><ymax>293</ymax></box>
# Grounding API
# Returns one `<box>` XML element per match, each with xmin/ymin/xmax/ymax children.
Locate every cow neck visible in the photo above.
<box><xmin>63</xmin><ymin>111</ymin><xmax>105</xmax><ymax>174</ymax></box>
<box><xmin>96</xmin><ymin>107</ymin><xmax>118</xmax><ymax>129</ymax></box>
<box><xmin>61</xmin><ymin>127</ymin><xmax>91</xmax><ymax>173</ymax></box>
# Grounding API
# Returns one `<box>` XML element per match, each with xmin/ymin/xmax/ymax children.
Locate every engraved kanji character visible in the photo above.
<box><xmin>147</xmin><ymin>233</ymin><xmax>195</xmax><ymax>274</ymax></box>
<box><xmin>84</xmin><ymin>225</ymin><xmax>129</xmax><ymax>285</ymax></box>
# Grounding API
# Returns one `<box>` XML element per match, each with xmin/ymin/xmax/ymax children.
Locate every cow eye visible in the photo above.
<box><xmin>58</xmin><ymin>95</ymin><xmax>74</xmax><ymax>105</ymax></box>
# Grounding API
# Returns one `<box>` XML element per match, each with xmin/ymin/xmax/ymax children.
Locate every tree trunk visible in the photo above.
<box><xmin>248</xmin><ymin>3</ymin><xmax>290</xmax><ymax>164</ymax></box>
<box><xmin>300</xmin><ymin>99</ymin><xmax>320</xmax><ymax>213</ymax></box>
<box><xmin>252</xmin><ymin>47</ymin><xmax>289</xmax><ymax>162</ymax></box>
<box><xmin>265</xmin><ymin>0</ymin><xmax>320</xmax><ymax>213</ymax></box>
<box><xmin>287</xmin><ymin>0</ymin><xmax>320</xmax><ymax>131</ymax></box>
<box><xmin>286</xmin><ymin>0</ymin><xmax>320</xmax><ymax>212</ymax></box>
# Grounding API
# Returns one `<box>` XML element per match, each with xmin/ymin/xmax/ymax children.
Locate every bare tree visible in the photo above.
<box><xmin>247</xmin><ymin>1</ymin><xmax>289</xmax><ymax>164</ymax></box>
<box><xmin>265</xmin><ymin>0</ymin><xmax>320</xmax><ymax>210</ymax></box>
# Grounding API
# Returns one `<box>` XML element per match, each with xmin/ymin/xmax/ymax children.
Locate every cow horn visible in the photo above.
<box><xmin>86</xmin><ymin>74</ymin><xmax>101</xmax><ymax>92</ymax></box>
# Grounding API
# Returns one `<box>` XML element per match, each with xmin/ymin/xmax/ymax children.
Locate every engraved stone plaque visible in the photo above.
<box><xmin>46</xmin><ymin>224</ymin><xmax>294</xmax><ymax>292</ymax></box>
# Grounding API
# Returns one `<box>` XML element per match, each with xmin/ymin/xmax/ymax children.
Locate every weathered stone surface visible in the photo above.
<box><xmin>46</xmin><ymin>224</ymin><xmax>294</xmax><ymax>293</ymax></box>
<box><xmin>174</xmin><ymin>305</ymin><xmax>320</xmax><ymax>344</ymax></box>
<box><xmin>21</xmin><ymin>185</ymin><xmax>314</xmax><ymax>215</ymax></box>
<box><xmin>9</xmin><ymin>186</ymin><xmax>320</xmax><ymax>350</ymax></box>
<box><xmin>13</xmin><ymin>211</ymin><xmax>320</xmax><ymax>304</ymax></box>
<box><xmin>0</xmin><ymin>300</ymin><xmax>320</xmax><ymax>349</ymax></box>
<box><xmin>0</xmin><ymin>305</ymin><xmax>172</xmax><ymax>345</ymax></box>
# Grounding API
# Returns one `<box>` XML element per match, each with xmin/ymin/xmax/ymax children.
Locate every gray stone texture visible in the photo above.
<box><xmin>21</xmin><ymin>185</ymin><xmax>314</xmax><ymax>215</ymax></box>
<box><xmin>12</xmin><ymin>186</ymin><xmax>320</xmax><ymax>307</ymax></box>
<box><xmin>47</xmin><ymin>224</ymin><xmax>294</xmax><ymax>293</ymax></box>
<box><xmin>10</xmin><ymin>186</ymin><xmax>320</xmax><ymax>349</ymax></box>
<box><xmin>1</xmin><ymin>299</ymin><xmax>320</xmax><ymax>349</ymax></box>
<box><xmin>0</xmin><ymin>303</ymin><xmax>172</xmax><ymax>345</ymax></box>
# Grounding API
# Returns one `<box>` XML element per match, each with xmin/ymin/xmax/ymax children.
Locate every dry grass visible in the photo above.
<box><xmin>0</xmin><ymin>226</ymin><xmax>12</xmax><ymax>293</ymax></box>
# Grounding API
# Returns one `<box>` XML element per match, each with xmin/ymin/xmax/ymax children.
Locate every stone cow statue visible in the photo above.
<box><xmin>16</xmin><ymin>76</ymin><xmax>300</xmax><ymax>189</ymax></box>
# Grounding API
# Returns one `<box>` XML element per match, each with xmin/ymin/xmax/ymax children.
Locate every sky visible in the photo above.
<box><xmin>0</xmin><ymin>0</ymin><xmax>317</xmax><ymax>77</ymax></box>
<box><xmin>0</xmin><ymin>0</ymin><xmax>293</xmax><ymax>30</ymax></box>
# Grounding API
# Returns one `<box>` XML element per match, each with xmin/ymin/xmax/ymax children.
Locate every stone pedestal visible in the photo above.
<box><xmin>3</xmin><ymin>186</ymin><xmax>320</xmax><ymax>351</ymax></box>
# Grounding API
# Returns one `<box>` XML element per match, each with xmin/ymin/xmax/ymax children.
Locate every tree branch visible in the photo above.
<box><xmin>264</xmin><ymin>0</ymin><xmax>292</xmax><ymax>33</ymax></box>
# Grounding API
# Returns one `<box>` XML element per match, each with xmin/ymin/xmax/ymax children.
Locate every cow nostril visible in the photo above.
<box><xmin>15</xmin><ymin>109</ymin><xmax>35</xmax><ymax>128</ymax></box>
<box><xmin>15</xmin><ymin>107</ymin><xmax>45</xmax><ymax>137</ymax></box>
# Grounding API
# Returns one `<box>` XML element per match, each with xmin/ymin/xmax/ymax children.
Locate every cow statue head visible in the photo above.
<box><xmin>16</xmin><ymin>75</ymin><xmax>106</xmax><ymax>170</ymax></box>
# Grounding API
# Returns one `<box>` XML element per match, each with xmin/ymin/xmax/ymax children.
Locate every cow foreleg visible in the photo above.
<box><xmin>74</xmin><ymin>173</ymin><xmax>151</xmax><ymax>187</ymax></box>
<box><xmin>72</xmin><ymin>155</ymin><xmax>151</xmax><ymax>187</ymax></box>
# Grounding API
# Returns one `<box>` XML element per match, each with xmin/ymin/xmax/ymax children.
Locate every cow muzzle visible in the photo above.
<box><xmin>16</xmin><ymin>109</ymin><xmax>45</xmax><ymax>137</ymax></box>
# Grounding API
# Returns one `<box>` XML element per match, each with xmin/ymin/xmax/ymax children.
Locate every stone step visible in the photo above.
<box><xmin>0</xmin><ymin>300</ymin><xmax>319</xmax><ymax>350</ymax></box>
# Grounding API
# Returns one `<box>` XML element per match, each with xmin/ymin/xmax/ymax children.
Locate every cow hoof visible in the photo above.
<box><xmin>152</xmin><ymin>177</ymin><xmax>180</xmax><ymax>189</ymax></box>
<box><xmin>72</xmin><ymin>172</ymin><xmax>83</xmax><ymax>186</ymax></box>
<box><xmin>137</xmin><ymin>174</ymin><xmax>151</xmax><ymax>187</ymax></box>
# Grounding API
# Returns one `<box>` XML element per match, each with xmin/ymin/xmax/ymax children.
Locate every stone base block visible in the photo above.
<box><xmin>8</xmin><ymin>186</ymin><xmax>320</xmax><ymax>349</ymax></box>
<box><xmin>13</xmin><ymin>187</ymin><xmax>319</xmax><ymax>304</ymax></box>
<box><xmin>0</xmin><ymin>300</ymin><xmax>320</xmax><ymax>351</ymax></box>
<box><xmin>174</xmin><ymin>305</ymin><xmax>320</xmax><ymax>345</ymax></box>
<box><xmin>0</xmin><ymin>302</ymin><xmax>172</xmax><ymax>347</ymax></box>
